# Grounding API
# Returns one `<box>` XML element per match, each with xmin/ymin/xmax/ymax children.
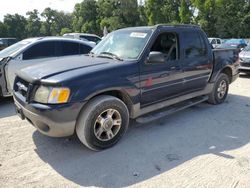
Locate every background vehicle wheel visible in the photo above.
<box><xmin>208</xmin><ymin>73</ymin><xmax>229</xmax><ymax>105</ymax></box>
<box><xmin>76</xmin><ymin>95</ymin><xmax>129</xmax><ymax>151</ymax></box>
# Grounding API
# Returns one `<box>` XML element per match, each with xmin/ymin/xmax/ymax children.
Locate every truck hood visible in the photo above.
<box><xmin>17</xmin><ymin>55</ymin><xmax>116</xmax><ymax>83</ymax></box>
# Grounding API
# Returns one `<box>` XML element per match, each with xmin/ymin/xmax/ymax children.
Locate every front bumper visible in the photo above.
<box><xmin>239</xmin><ymin>62</ymin><xmax>250</xmax><ymax>73</ymax></box>
<box><xmin>14</xmin><ymin>94</ymin><xmax>86</xmax><ymax>137</ymax></box>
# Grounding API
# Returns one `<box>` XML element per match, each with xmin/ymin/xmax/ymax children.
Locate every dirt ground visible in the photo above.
<box><xmin>0</xmin><ymin>75</ymin><xmax>250</xmax><ymax>188</ymax></box>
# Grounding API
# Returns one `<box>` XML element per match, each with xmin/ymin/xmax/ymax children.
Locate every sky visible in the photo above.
<box><xmin>0</xmin><ymin>0</ymin><xmax>83</xmax><ymax>21</ymax></box>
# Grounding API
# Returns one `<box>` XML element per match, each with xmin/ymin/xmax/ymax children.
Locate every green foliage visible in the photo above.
<box><xmin>4</xmin><ymin>14</ymin><xmax>27</xmax><ymax>39</ymax></box>
<box><xmin>26</xmin><ymin>9</ymin><xmax>41</xmax><ymax>37</ymax></box>
<box><xmin>72</xmin><ymin>0</ymin><xmax>98</xmax><ymax>33</ymax></box>
<box><xmin>1</xmin><ymin>0</ymin><xmax>250</xmax><ymax>39</ymax></box>
<box><xmin>60</xmin><ymin>28</ymin><xmax>72</xmax><ymax>35</ymax></box>
<box><xmin>179</xmin><ymin>0</ymin><xmax>192</xmax><ymax>24</ymax></box>
<box><xmin>0</xmin><ymin>21</ymin><xmax>7</xmax><ymax>37</ymax></box>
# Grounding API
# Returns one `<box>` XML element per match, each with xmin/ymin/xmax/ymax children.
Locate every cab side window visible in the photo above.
<box><xmin>150</xmin><ymin>32</ymin><xmax>178</xmax><ymax>62</ymax></box>
<box><xmin>80</xmin><ymin>44</ymin><xmax>92</xmax><ymax>54</ymax></box>
<box><xmin>183</xmin><ymin>31</ymin><xmax>206</xmax><ymax>59</ymax></box>
<box><xmin>23</xmin><ymin>42</ymin><xmax>56</xmax><ymax>60</ymax></box>
<box><xmin>60</xmin><ymin>42</ymin><xmax>79</xmax><ymax>56</ymax></box>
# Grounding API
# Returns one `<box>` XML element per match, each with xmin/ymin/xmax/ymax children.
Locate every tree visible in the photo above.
<box><xmin>40</xmin><ymin>8</ymin><xmax>73</xmax><ymax>36</ymax></box>
<box><xmin>60</xmin><ymin>28</ymin><xmax>72</xmax><ymax>35</ymax></box>
<box><xmin>51</xmin><ymin>11</ymin><xmax>73</xmax><ymax>36</ymax></box>
<box><xmin>0</xmin><ymin>21</ymin><xmax>7</xmax><ymax>37</ymax></box>
<box><xmin>40</xmin><ymin>8</ymin><xmax>57</xmax><ymax>36</ymax></box>
<box><xmin>4</xmin><ymin>14</ymin><xmax>27</xmax><ymax>39</ymax></box>
<box><xmin>26</xmin><ymin>9</ymin><xmax>41</xmax><ymax>37</ymax></box>
<box><xmin>72</xmin><ymin>0</ymin><xmax>99</xmax><ymax>34</ymax></box>
<box><xmin>179</xmin><ymin>0</ymin><xmax>192</xmax><ymax>24</ymax></box>
<box><xmin>145</xmin><ymin>0</ymin><xmax>180</xmax><ymax>25</ymax></box>
<box><xmin>215</xmin><ymin>0</ymin><xmax>245</xmax><ymax>38</ymax></box>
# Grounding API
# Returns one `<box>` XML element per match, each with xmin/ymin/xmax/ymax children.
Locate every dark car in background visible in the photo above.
<box><xmin>0</xmin><ymin>37</ymin><xmax>94</xmax><ymax>97</ymax></box>
<box><xmin>216</xmin><ymin>39</ymin><xmax>247</xmax><ymax>50</ymax></box>
<box><xmin>0</xmin><ymin>38</ymin><xmax>18</xmax><ymax>51</ymax></box>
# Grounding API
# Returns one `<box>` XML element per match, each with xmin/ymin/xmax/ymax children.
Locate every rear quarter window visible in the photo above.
<box><xmin>182</xmin><ymin>31</ymin><xmax>207</xmax><ymax>59</ymax></box>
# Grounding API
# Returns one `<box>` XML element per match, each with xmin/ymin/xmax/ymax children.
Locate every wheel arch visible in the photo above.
<box><xmin>83</xmin><ymin>88</ymin><xmax>135</xmax><ymax>117</ymax></box>
<box><xmin>220</xmin><ymin>66</ymin><xmax>233</xmax><ymax>83</ymax></box>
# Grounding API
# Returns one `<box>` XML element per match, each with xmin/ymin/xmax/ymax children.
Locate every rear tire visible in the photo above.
<box><xmin>76</xmin><ymin>95</ymin><xmax>129</xmax><ymax>151</ymax></box>
<box><xmin>208</xmin><ymin>73</ymin><xmax>229</xmax><ymax>105</ymax></box>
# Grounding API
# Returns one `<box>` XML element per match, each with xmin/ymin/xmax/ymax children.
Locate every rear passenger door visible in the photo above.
<box><xmin>180</xmin><ymin>30</ymin><xmax>212</xmax><ymax>93</ymax></box>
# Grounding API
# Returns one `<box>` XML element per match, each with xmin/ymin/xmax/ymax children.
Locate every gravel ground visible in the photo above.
<box><xmin>0</xmin><ymin>75</ymin><xmax>250</xmax><ymax>188</ymax></box>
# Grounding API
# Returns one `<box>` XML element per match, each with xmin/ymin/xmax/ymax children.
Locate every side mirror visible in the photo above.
<box><xmin>148</xmin><ymin>51</ymin><xmax>165</xmax><ymax>64</ymax></box>
<box><xmin>15</xmin><ymin>53</ymin><xmax>23</xmax><ymax>61</ymax></box>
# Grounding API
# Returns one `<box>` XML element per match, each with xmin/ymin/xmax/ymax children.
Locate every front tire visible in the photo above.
<box><xmin>76</xmin><ymin>95</ymin><xmax>129</xmax><ymax>151</ymax></box>
<box><xmin>208</xmin><ymin>73</ymin><xmax>229</xmax><ymax>105</ymax></box>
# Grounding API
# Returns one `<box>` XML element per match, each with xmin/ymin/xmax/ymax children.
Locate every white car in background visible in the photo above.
<box><xmin>208</xmin><ymin>38</ymin><xmax>222</xmax><ymax>48</ymax></box>
<box><xmin>63</xmin><ymin>33</ymin><xmax>102</xmax><ymax>45</ymax></box>
<box><xmin>0</xmin><ymin>37</ymin><xmax>94</xmax><ymax>97</ymax></box>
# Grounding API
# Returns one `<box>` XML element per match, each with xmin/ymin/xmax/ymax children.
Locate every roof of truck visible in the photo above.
<box><xmin>117</xmin><ymin>24</ymin><xmax>200</xmax><ymax>31</ymax></box>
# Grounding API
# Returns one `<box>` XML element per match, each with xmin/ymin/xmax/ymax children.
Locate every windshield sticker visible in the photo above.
<box><xmin>130</xmin><ymin>32</ymin><xmax>147</xmax><ymax>38</ymax></box>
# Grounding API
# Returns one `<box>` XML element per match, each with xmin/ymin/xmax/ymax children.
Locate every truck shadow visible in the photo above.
<box><xmin>0</xmin><ymin>97</ymin><xmax>16</xmax><ymax>118</ymax></box>
<box><xmin>32</xmin><ymin>93</ymin><xmax>250</xmax><ymax>187</ymax></box>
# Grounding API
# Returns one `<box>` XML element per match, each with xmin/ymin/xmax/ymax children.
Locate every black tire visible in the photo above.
<box><xmin>76</xmin><ymin>95</ymin><xmax>129</xmax><ymax>151</ymax></box>
<box><xmin>208</xmin><ymin>73</ymin><xmax>229</xmax><ymax>105</ymax></box>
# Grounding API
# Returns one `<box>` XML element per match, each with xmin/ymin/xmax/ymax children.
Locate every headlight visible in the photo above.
<box><xmin>34</xmin><ymin>86</ymin><xmax>70</xmax><ymax>104</ymax></box>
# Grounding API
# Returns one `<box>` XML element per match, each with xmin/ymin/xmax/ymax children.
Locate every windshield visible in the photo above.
<box><xmin>0</xmin><ymin>40</ymin><xmax>31</xmax><ymax>57</ymax></box>
<box><xmin>91</xmin><ymin>29</ymin><xmax>152</xmax><ymax>60</ymax></box>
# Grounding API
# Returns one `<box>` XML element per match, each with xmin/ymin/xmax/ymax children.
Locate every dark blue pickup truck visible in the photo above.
<box><xmin>14</xmin><ymin>25</ymin><xmax>239</xmax><ymax>151</ymax></box>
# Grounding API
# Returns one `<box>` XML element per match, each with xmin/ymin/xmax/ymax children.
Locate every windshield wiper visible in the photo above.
<box><xmin>98</xmin><ymin>52</ymin><xmax>123</xmax><ymax>61</ymax></box>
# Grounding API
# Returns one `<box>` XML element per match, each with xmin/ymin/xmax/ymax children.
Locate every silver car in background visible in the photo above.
<box><xmin>63</xmin><ymin>33</ymin><xmax>102</xmax><ymax>45</ymax></box>
<box><xmin>0</xmin><ymin>37</ymin><xmax>94</xmax><ymax>97</ymax></box>
<box><xmin>239</xmin><ymin>46</ymin><xmax>250</xmax><ymax>75</ymax></box>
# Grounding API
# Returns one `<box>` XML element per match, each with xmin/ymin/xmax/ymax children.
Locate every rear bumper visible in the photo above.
<box><xmin>14</xmin><ymin>94</ymin><xmax>86</xmax><ymax>137</ymax></box>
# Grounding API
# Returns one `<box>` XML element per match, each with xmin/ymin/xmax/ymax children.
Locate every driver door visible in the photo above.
<box><xmin>140</xmin><ymin>31</ymin><xmax>185</xmax><ymax>106</ymax></box>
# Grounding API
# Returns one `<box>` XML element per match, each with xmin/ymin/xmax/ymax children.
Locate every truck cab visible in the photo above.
<box><xmin>14</xmin><ymin>25</ymin><xmax>239</xmax><ymax>151</ymax></box>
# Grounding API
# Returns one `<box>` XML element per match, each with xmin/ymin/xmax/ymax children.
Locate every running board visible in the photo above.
<box><xmin>136</xmin><ymin>96</ymin><xmax>208</xmax><ymax>124</ymax></box>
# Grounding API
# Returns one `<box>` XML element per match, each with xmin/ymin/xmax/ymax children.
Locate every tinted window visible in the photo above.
<box><xmin>80</xmin><ymin>44</ymin><xmax>92</xmax><ymax>54</ymax></box>
<box><xmin>217</xmin><ymin>39</ymin><xmax>221</xmax><ymax>44</ymax></box>
<box><xmin>61</xmin><ymin>41</ymin><xmax>79</xmax><ymax>56</ymax></box>
<box><xmin>23</xmin><ymin>42</ymin><xmax>56</xmax><ymax>60</ymax></box>
<box><xmin>183</xmin><ymin>31</ymin><xmax>206</xmax><ymax>59</ymax></box>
